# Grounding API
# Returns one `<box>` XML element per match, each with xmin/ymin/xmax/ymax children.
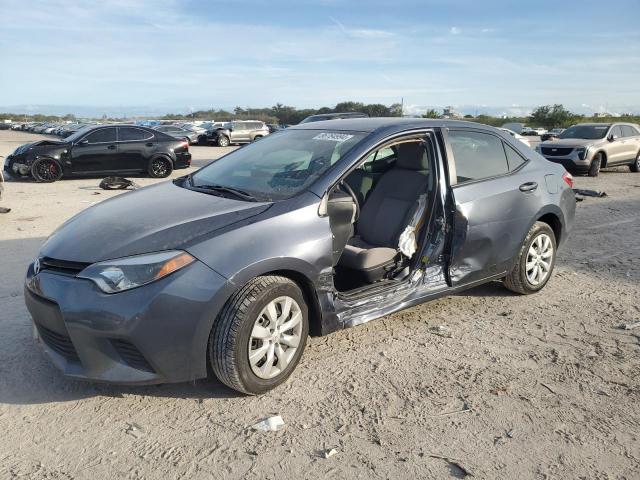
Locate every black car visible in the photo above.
<box><xmin>299</xmin><ymin>112</ymin><xmax>369</xmax><ymax>124</ymax></box>
<box><xmin>3</xmin><ymin>125</ymin><xmax>191</xmax><ymax>182</ymax></box>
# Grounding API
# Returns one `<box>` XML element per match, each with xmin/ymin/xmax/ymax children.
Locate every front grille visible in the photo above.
<box><xmin>541</xmin><ymin>147</ymin><xmax>573</xmax><ymax>156</ymax></box>
<box><xmin>40</xmin><ymin>257</ymin><xmax>90</xmax><ymax>276</ymax></box>
<box><xmin>36</xmin><ymin>324</ymin><xmax>79</xmax><ymax>361</ymax></box>
<box><xmin>111</xmin><ymin>340</ymin><xmax>155</xmax><ymax>373</ymax></box>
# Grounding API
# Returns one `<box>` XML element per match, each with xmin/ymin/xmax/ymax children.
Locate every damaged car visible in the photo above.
<box><xmin>24</xmin><ymin>118</ymin><xmax>575</xmax><ymax>395</ymax></box>
<box><xmin>4</xmin><ymin>125</ymin><xmax>191</xmax><ymax>182</ymax></box>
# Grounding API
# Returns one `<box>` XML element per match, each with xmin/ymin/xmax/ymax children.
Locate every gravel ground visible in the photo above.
<box><xmin>0</xmin><ymin>130</ymin><xmax>638</xmax><ymax>479</ymax></box>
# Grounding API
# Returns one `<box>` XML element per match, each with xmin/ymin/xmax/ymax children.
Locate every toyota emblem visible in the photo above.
<box><xmin>33</xmin><ymin>257</ymin><xmax>41</xmax><ymax>275</ymax></box>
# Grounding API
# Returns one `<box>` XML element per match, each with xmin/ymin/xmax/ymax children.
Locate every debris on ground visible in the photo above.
<box><xmin>619</xmin><ymin>321</ymin><xmax>640</xmax><ymax>331</ymax></box>
<box><xmin>428</xmin><ymin>454</ymin><xmax>473</xmax><ymax>477</ymax></box>
<box><xmin>99</xmin><ymin>176</ymin><xmax>140</xmax><ymax>190</ymax></box>
<box><xmin>251</xmin><ymin>415</ymin><xmax>285</xmax><ymax>432</ymax></box>
<box><xmin>124</xmin><ymin>423</ymin><xmax>144</xmax><ymax>439</ymax></box>
<box><xmin>428</xmin><ymin>325</ymin><xmax>452</xmax><ymax>338</ymax></box>
<box><xmin>323</xmin><ymin>448</ymin><xmax>338</xmax><ymax>459</ymax></box>
<box><xmin>573</xmin><ymin>188</ymin><xmax>607</xmax><ymax>202</ymax></box>
<box><xmin>0</xmin><ymin>207</ymin><xmax>10</xmax><ymax>214</ymax></box>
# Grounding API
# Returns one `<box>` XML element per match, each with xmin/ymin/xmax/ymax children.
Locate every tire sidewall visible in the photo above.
<box><xmin>517</xmin><ymin>223</ymin><xmax>557</xmax><ymax>293</ymax></box>
<box><xmin>232</xmin><ymin>281</ymin><xmax>308</xmax><ymax>394</ymax></box>
<box><xmin>589</xmin><ymin>154</ymin><xmax>601</xmax><ymax>176</ymax></box>
<box><xmin>218</xmin><ymin>135</ymin><xmax>229</xmax><ymax>147</ymax></box>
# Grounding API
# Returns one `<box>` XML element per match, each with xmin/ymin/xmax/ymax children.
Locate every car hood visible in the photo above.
<box><xmin>540</xmin><ymin>138</ymin><xmax>600</xmax><ymax>148</ymax></box>
<box><xmin>40</xmin><ymin>181</ymin><xmax>271</xmax><ymax>263</ymax></box>
<box><xmin>13</xmin><ymin>139</ymin><xmax>68</xmax><ymax>156</ymax></box>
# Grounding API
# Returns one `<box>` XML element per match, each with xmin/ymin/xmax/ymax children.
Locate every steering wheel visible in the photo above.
<box><xmin>339</xmin><ymin>181</ymin><xmax>360</xmax><ymax>222</ymax></box>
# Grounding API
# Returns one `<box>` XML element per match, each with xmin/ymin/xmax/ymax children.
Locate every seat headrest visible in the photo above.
<box><xmin>396</xmin><ymin>142</ymin><xmax>429</xmax><ymax>170</ymax></box>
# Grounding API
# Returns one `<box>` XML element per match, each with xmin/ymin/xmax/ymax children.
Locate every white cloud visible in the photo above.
<box><xmin>449</xmin><ymin>26</ymin><xmax>461</xmax><ymax>35</ymax></box>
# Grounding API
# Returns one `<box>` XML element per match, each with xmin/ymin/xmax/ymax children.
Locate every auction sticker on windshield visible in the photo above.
<box><xmin>313</xmin><ymin>133</ymin><xmax>354</xmax><ymax>142</ymax></box>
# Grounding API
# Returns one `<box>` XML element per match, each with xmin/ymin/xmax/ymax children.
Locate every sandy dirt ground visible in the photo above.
<box><xmin>0</xmin><ymin>130</ymin><xmax>638</xmax><ymax>479</ymax></box>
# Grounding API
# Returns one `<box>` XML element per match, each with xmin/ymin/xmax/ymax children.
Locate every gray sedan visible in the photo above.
<box><xmin>152</xmin><ymin>125</ymin><xmax>199</xmax><ymax>144</ymax></box>
<box><xmin>24</xmin><ymin>118</ymin><xmax>575</xmax><ymax>394</ymax></box>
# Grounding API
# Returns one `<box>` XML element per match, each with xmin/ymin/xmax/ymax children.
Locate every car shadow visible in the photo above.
<box><xmin>454</xmin><ymin>280</ymin><xmax>517</xmax><ymax>298</ymax></box>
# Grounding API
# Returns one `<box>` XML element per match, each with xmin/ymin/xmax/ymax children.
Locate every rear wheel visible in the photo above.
<box><xmin>148</xmin><ymin>156</ymin><xmax>173</xmax><ymax>178</ymax></box>
<box><xmin>217</xmin><ymin>135</ymin><xmax>230</xmax><ymax>147</ymax></box>
<box><xmin>630</xmin><ymin>151</ymin><xmax>640</xmax><ymax>172</ymax></box>
<box><xmin>588</xmin><ymin>153</ymin><xmax>602</xmax><ymax>177</ymax></box>
<box><xmin>31</xmin><ymin>157</ymin><xmax>63</xmax><ymax>182</ymax></box>
<box><xmin>503</xmin><ymin>221</ymin><xmax>556</xmax><ymax>294</ymax></box>
<box><xmin>209</xmin><ymin>275</ymin><xmax>309</xmax><ymax>395</ymax></box>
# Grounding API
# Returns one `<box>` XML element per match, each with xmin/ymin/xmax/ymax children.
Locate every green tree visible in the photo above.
<box><xmin>529</xmin><ymin>104</ymin><xmax>576</xmax><ymax>128</ymax></box>
<box><xmin>422</xmin><ymin>109</ymin><xmax>440</xmax><ymax>119</ymax></box>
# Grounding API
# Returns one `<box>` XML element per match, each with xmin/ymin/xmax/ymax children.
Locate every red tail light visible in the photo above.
<box><xmin>181</xmin><ymin>141</ymin><xmax>189</xmax><ymax>151</ymax></box>
<box><xmin>562</xmin><ymin>171</ymin><xmax>573</xmax><ymax>188</ymax></box>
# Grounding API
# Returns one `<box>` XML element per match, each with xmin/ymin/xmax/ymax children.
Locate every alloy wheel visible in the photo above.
<box><xmin>248</xmin><ymin>296</ymin><xmax>303</xmax><ymax>379</ymax></box>
<box><xmin>526</xmin><ymin>233</ymin><xmax>553</xmax><ymax>286</ymax></box>
<box><xmin>151</xmin><ymin>159</ymin><xmax>168</xmax><ymax>177</ymax></box>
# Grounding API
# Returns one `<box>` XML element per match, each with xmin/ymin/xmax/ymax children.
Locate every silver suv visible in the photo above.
<box><xmin>536</xmin><ymin>123</ymin><xmax>640</xmax><ymax>176</ymax></box>
<box><xmin>215</xmin><ymin>121</ymin><xmax>270</xmax><ymax>147</ymax></box>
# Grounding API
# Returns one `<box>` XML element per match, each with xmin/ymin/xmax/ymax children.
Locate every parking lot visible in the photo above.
<box><xmin>0</xmin><ymin>128</ymin><xmax>638</xmax><ymax>478</ymax></box>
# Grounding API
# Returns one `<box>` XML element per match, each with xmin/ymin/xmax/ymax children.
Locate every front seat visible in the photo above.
<box><xmin>338</xmin><ymin>142</ymin><xmax>430</xmax><ymax>282</ymax></box>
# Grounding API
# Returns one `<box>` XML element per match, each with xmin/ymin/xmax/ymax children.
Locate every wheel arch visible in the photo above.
<box><xmin>537</xmin><ymin>211</ymin><xmax>562</xmax><ymax>244</ymax></box>
<box><xmin>595</xmin><ymin>150</ymin><xmax>607</xmax><ymax>167</ymax></box>
<box><xmin>150</xmin><ymin>152</ymin><xmax>174</xmax><ymax>167</ymax></box>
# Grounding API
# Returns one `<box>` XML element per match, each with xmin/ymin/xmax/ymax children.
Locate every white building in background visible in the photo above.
<box><xmin>442</xmin><ymin>106</ymin><xmax>461</xmax><ymax>119</ymax></box>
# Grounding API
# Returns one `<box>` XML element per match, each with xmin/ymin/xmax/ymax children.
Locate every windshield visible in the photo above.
<box><xmin>559</xmin><ymin>125</ymin><xmax>610</xmax><ymax>140</ymax></box>
<box><xmin>189</xmin><ymin>129</ymin><xmax>366</xmax><ymax>201</ymax></box>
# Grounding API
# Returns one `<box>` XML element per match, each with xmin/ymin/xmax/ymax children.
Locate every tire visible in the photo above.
<box><xmin>217</xmin><ymin>135</ymin><xmax>230</xmax><ymax>147</ymax></box>
<box><xmin>147</xmin><ymin>156</ymin><xmax>173</xmax><ymax>178</ymax></box>
<box><xmin>503</xmin><ymin>221</ymin><xmax>557</xmax><ymax>295</ymax></box>
<box><xmin>253</xmin><ymin>135</ymin><xmax>263</xmax><ymax>142</ymax></box>
<box><xmin>630</xmin><ymin>151</ymin><xmax>640</xmax><ymax>172</ymax></box>
<box><xmin>209</xmin><ymin>275</ymin><xmax>309</xmax><ymax>395</ymax></box>
<box><xmin>588</xmin><ymin>153</ymin><xmax>602</xmax><ymax>177</ymax></box>
<box><xmin>31</xmin><ymin>157</ymin><xmax>63</xmax><ymax>182</ymax></box>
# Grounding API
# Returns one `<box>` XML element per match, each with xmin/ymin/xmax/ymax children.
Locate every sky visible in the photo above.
<box><xmin>1</xmin><ymin>0</ymin><xmax>639</xmax><ymax>116</ymax></box>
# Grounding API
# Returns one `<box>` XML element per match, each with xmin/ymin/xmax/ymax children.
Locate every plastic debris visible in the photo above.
<box><xmin>251</xmin><ymin>415</ymin><xmax>285</xmax><ymax>432</ymax></box>
<box><xmin>620</xmin><ymin>321</ymin><xmax>640</xmax><ymax>331</ymax></box>
<box><xmin>429</xmin><ymin>325</ymin><xmax>452</xmax><ymax>338</ymax></box>
<box><xmin>323</xmin><ymin>448</ymin><xmax>338</xmax><ymax>459</ymax></box>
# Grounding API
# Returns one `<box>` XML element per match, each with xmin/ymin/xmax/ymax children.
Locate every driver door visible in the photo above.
<box><xmin>71</xmin><ymin>127</ymin><xmax>118</xmax><ymax>174</ymax></box>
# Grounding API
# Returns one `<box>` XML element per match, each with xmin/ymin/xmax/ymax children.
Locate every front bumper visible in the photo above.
<box><xmin>24</xmin><ymin>258</ymin><xmax>230</xmax><ymax>385</ymax></box>
<box><xmin>541</xmin><ymin>150</ymin><xmax>592</xmax><ymax>173</ymax></box>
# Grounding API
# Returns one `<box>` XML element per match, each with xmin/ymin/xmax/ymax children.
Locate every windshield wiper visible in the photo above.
<box><xmin>189</xmin><ymin>178</ymin><xmax>258</xmax><ymax>202</ymax></box>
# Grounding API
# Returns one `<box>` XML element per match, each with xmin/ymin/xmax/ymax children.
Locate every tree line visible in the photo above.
<box><xmin>1</xmin><ymin>103</ymin><xmax>638</xmax><ymax>128</ymax></box>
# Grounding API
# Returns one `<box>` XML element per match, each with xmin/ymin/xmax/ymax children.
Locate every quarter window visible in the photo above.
<box><xmin>622</xmin><ymin>125</ymin><xmax>639</xmax><ymax>137</ymax></box>
<box><xmin>83</xmin><ymin>128</ymin><xmax>116</xmax><ymax>144</ymax></box>
<box><xmin>503</xmin><ymin>142</ymin><xmax>527</xmax><ymax>170</ymax></box>
<box><xmin>449</xmin><ymin>130</ymin><xmax>510</xmax><ymax>183</ymax></box>
<box><xmin>119</xmin><ymin>127</ymin><xmax>153</xmax><ymax>141</ymax></box>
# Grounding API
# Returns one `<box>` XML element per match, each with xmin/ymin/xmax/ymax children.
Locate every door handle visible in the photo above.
<box><xmin>519</xmin><ymin>182</ymin><xmax>538</xmax><ymax>192</ymax></box>
<box><xmin>107</xmin><ymin>144</ymin><xmax>116</xmax><ymax>150</ymax></box>
<box><xmin>146</xmin><ymin>142</ymin><xmax>154</xmax><ymax>147</ymax></box>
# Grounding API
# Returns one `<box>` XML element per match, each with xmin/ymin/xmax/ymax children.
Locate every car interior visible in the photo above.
<box><xmin>328</xmin><ymin>137</ymin><xmax>435</xmax><ymax>293</ymax></box>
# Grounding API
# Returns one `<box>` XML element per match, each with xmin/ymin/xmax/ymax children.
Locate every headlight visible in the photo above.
<box><xmin>575</xmin><ymin>147</ymin><xmax>589</xmax><ymax>160</ymax></box>
<box><xmin>77</xmin><ymin>250</ymin><xmax>195</xmax><ymax>294</ymax></box>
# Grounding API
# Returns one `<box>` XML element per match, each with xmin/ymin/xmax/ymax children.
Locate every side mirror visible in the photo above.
<box><xmin>78</xmin><ymin>139</ymin><xmax>89</xmax><ymax>146</ymax></box>
<box><xmin>607</xmin><ymin>133</ymin><xmax>616</xmax><ymax>142</ymax></box>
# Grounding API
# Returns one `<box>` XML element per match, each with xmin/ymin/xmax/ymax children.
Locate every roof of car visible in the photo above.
<box><xmin>290</xmin><ymin>117</ymin><xmax>488</xmax><ymax>133</ymax></box>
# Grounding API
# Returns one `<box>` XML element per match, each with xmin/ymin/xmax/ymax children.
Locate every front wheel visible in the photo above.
<box><xmin>588</xmin><ymin>153</ymin><xmax>602</xmax><ymax>177</ymax></box>
<box><xmin>630</xmin><ymin>151</ymin><xmax>640</xmax><ymax>172</ymax></box>
<box><xmin>148</xmin><ymin>156</ymin><xmax>173</xmax><ymax>178</ymax></box>
<box><xmin>503</xmin><ymin>221</ymin><xmax>556</xmax><ymax>294</ymax></box>
<box><xmin>209</xmin><ymin>276</ymin><xmax>309</xmax><ymax>395</ymax></box>
<box><xmin>217</xmin><ymin>135</ymin><xmax>230</xmax><ymax>147</ymax></box>
<box><xmin>31</xmin><ymin>157</ymin><xmax>63</xmax><ymax>182</ymax></box>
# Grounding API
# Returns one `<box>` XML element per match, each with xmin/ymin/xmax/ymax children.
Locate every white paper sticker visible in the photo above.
<box><xmin>312</xmin><ymin>133</ymin><xmax>354</xmax><ymax>142</ymax></box>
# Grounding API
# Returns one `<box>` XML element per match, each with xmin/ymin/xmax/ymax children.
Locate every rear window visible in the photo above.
<box><xmin>119</xmin><ymin>127</ymin><xmax>153</xmax><ymax>141</ymax></box>
<box><xmin>622</xmin><ymin>125</ymin><xmax>639</xmax><ymax>137</ymax></box>
<box><xmin>449</xmin><ymin>130</ymin><xmax>509</xmax><ymax>183</ymax></box>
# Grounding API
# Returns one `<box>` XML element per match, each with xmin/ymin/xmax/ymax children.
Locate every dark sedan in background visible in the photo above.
<box><xmin>4</xmin><ymin>125</ymin><xmax>191</xmax><ymax>182</ymax></box>
<box><xmin>24</xmin><ymin>118</ymin><xmax>575</xmax><ymax>395</ymax></box>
